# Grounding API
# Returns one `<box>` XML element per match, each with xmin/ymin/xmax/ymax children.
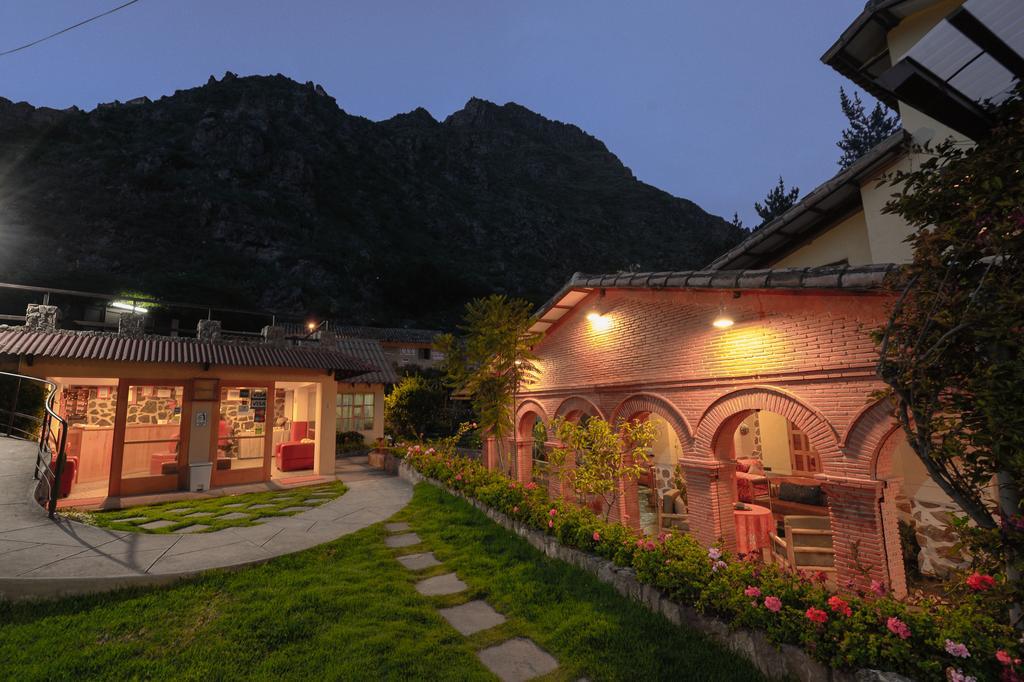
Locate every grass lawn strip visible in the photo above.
<box><xmin>67</xmin><ymin>481</ymin><xmax>348</xmax><ymax>534</ymax></box>
<box><xmin>0</xmin><ymin>483</ymin><xmax>766</xmax><ymax>680</ymax></box>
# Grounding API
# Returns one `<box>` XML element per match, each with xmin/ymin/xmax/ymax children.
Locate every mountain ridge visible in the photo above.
<box><xmin>0</xmin><ymin>73</ymin><xmax>745</xmax><ymax>327</ymax></box>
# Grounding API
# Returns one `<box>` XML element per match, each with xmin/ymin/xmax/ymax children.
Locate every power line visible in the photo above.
<box><xmin>0</xmin><ymin>0</ymin><xmax>143</xmax><ymax>58</ymax></box>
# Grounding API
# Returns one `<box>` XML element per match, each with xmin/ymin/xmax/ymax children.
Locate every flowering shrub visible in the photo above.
<box><xmin>404</xmin><ymin>447</ymin><xmax>1021</xmax><ymax>680</ymax></box>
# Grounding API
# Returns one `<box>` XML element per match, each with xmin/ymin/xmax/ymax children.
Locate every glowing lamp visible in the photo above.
<box><xmin>587</xmin><ymin>312</ymin><xmax>613</xmax><ymax>332</ymax></box>
<box><xmin>712</xmin><ymin>315</ymin><xmax>734</xmax><ymax>329</ymax></box>
<box><xmin>111</xmin><ymin>301</ymin><xmax>147</xmax><ymax>314</ymax></box>
<box><xmin>307</xmin><ymin>321</ymin><xmax>317</xmax><ymax>331</ymax></box>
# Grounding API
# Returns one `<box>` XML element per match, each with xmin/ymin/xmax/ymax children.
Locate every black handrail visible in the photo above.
<box><xmin>0</xmin><ymin>370</ymin><xmax>68</xmax><ymax>517</ymax></box>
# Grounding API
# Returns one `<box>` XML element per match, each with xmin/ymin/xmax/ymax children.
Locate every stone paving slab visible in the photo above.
<box><xmin>397</xmin><ymin>552</ymin><xmax>442</xmax><ymax>571</ymax></box>
<box><xmin>174</xmin><ymin>524</ymin><xmax>210</xmax><ymax>534</ymax></box>
<box><xmin>139</xmin><ymin>519</ymin><xmax>177</xmax><ymax>530</ymax></box>
<box><xmin>0</xmin><ymin>436</ymin><xmax>413</xmax><ymax>599</ymax></box>
<box><xmin>416</xmin><ymin>572</ymin><xmax>467</xmax><ymax>596</ymax></box>
<box><xmin>477</xmin><ymin>638</ymin><xmax>559</xmax><ymax>682</ymax></box>
<box><xmin>184</xmin><ymin>511</ymin><xmax>214</xmax><ymax>518</ymax></box>
<box><xmin>384</xmin><ymin>532</ymin><xmax>422</xmax><ymax>548</ymax></box>
<box><xmin>385</xmin><ymin>522</ymin><xmax>411</xmax><ymax>533</ymax></box>
<box><xmin>439</xmin><ymin>600</ymin><xmax>506</xmax><ymax>635</ymax></box>
<box><xmin>279</xmin><ymin>506</ymin><xmax>313</xmax><ymax>513</ymax></box>
<box><xmin>216</xmin><ymin>512</ymin><xmax>251</xmax><ymax>521</ymax></box>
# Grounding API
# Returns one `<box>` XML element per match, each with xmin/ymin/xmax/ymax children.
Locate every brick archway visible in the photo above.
<box><xmin>554</xmin><ymin>396</ymin><xmax>604</xmax><ymax>422</ymax></box>
<box><xmin>685</xmin><ymin>386</ymin><xmax>840</xmax><ymax>555</ymax></box>
<box><xmin>695</xmin><ymin>386</ymin><xmax>841</xmax><ymax>466</ymax></box>
<box><xmin>839</xmin><ymin>399</ymin><xmax>908</xmax><ymax>597</ymax></box>
<box><xmin>513</xmin><ymin>400</ymin><xmax>549</xmax><ymax>484</ymax></box>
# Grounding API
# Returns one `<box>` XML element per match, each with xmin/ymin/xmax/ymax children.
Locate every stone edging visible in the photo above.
<box><xmin>398</xmin><ymin>462</ymin><xmax>911</xmax><ymax>682</ymax></box>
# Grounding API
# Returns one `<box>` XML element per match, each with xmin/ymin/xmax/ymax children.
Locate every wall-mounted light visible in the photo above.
<box><xmin>587</xmin><ymin>311</ymin><xmax>613</xmax><ymax>332</ymax></box>
<box><xmin>712</xmin><ymin>312</ymin><xmax>734</xmax><ymax>329</ymax></box>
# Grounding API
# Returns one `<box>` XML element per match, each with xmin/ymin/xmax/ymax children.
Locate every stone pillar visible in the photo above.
<box><xmin>820</xmin><ymin>477</ymin><xmax>893</xmax><ymax>594</ymax></box>
<box><xmin>679</xmin><ymin>458</ymin><xmax>737</xmax><ymax>552</ymax></box>
<box><xmin>261</xmin><ymin>325</ymin><xmax>287</xmax><ymax>347</ymax></box>
<box><xmin>118</xmin><ymin>312</ymin><xmax>146</xmax><ymax>337</ymax></box>
<box><xmin>197</xmin><ymin>319</ymin><xmax>222</xmax><ymax>342</ymax></box>
<box><xmin>24</xmin><ymin>304</ymin><xmax>59</xmax><ymax>331</ymax></box>
<box><xmin>881</xmin><ymin>480</ymin><xmax>908</xmax><ymax>598</ymax></box>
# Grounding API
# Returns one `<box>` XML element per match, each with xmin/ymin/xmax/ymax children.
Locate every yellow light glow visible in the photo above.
<box><xmin>587</xmin><ymin>312</ymin><xmax>613</xmax><ymax>331</ymax></box>
<box><xmin>307</xmin><ymin>321</ymin><xmax>317</xmax><ymax>331</ymax></box>
<box><xmin>712</xmin><ymin>315</ymin><xmax>734</xmax><ymax>329</ymax></box>
<box><xmin>111</xmin><ymin>301</ymin><xmax>147</xmax><ymax>314</ymax></box>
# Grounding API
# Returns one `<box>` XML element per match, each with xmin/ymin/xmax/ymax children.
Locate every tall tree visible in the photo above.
<box><xmin>754</xmin><ymin>176</ymin><xmax>800</xmax><ymax>228</ymax></box>
<box><xmin>877</xmin><ymin>88</ymin><xmax>1024</xmax><ymax>618</ymax></box>
<box><xmin>837</xmin><ymin>87</ymin><xmax>901</xmax><ymax>170</ymax></box>
<box><xmin>435</xmin><ymin>295</ymin><xmax>540</xmax><ymax>473</ymax></box>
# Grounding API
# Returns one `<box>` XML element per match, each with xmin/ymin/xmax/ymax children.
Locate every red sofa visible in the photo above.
<box><xmin>276</xmin><ymin>442</ymin><xmax>314</xmax><ymax>471</ymax></box>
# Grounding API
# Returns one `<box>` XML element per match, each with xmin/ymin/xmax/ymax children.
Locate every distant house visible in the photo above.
<box><xmin>489</xmin><ymin>0</ymin><xmax>1021</xmax><ymax>598</ymax></box>
<box><xmin>334</xmin><ymin>326</ymin><xmax>444</xmax><ymax>372</ymax></box>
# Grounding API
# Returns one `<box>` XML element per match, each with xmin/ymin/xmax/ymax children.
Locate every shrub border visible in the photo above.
<box><xmin>399</xmin><ymin>461</ymin><xmax>910</xmax><ymax>682</ymax></box>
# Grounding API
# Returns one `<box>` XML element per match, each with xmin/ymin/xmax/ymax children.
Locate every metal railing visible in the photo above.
<box><xmin>0</xmin><ymin>371</ymin><xmax>67</xmax><ymax>517</ymax></box>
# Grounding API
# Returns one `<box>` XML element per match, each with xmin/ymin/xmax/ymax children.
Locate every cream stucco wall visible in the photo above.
<box><xmin>336</xmin><ymin>382</ymin><xmax>385</xmax><ymax>445</ymax></box>
<box><xmin>650</xmin><ymin>413</ymin><xmax>683</xmax><ymax>467</ymax></box>
<box><xmin>773</xmin><ymin>211</ymin><xmax>874</xmax><ymax>268</ymax></box>
<box><xmin>758</xmin><ymin>411</ymin><xmax>793</xmax><ymax>476</ymax></box>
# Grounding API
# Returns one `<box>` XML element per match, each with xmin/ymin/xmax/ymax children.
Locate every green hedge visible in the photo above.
<box><xmin>404</xmin><ymin>446</ymin><xmax>1021</xmax><ymax>681</ymax></box>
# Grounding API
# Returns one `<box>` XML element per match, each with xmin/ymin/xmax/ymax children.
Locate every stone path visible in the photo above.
<box><xmin>0</xmin><ymin>438</ymin><xmax>412</xmax><ymax>600</ymax></box>
<box><xmin>384</xmin><ymin>523</ymin><xmax>560</xmax><ymax>681</ymax></box>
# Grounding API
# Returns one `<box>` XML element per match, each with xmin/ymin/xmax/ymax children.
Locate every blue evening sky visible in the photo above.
<box><xmin>0</xmin><ymin>1</ymin><xmax>872</xmax><ymax>227</ymax></box>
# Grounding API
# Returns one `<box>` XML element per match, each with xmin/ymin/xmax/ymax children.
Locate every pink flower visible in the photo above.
<box><xmin>946</xmin><ymin>668</ymin><xmax>977</xmax><ymax>682</ymax></box>
<box><xmin>592</xmin><ymin>531</ymin><xmax>601</xmax><ymax>542</ymax></box>
<box><xmin>526</xmin><ymin>481</ymin><xmax>537</xmax><ymax>490</ymax></box>
<box><xmin>763</xmin><ymin>596</ymin><xmax>782</xmax><ymax>613</ymax></box>
<box><xmin>805</xmin><ymin>607</ymin><xmax>828</xmax><ymax>624</ymax></box>
<box><xmin>886</xmin><ymin>616</ymin><xmax>911</xmax><ymax>640</ymax></box>
<box><xmin>707</xmin><ymin>547</ymin><xmax>722</xmax><ymax>560</ymax></box>
<box><xmin>966</xmin><ymin>572</ymin><xmax>996</xmax><ymax>591</ymax></box>
<box><xmin>548</xmin><ymin>519</ymin><xmax>554</xmax><ymax>528</ymax></box>
<box><xmin>636</xmin><ymin>539</ymin><xmax>645</xmax><ymax>548</ymax></box>
<box><xmin>712</xmin><ymin>560</ymin><xmax>727</xmax><ymax>572</ymax></box>
<box><xmin>871</xmin><ymin>580</ymin><xmax>887</xmax><ymax>597</ymax></box>
<box><xmin>645</xmin><ymin>540</ymin><xmax>657</xmax><ymax>551</ymax></box>
<box><xmin>454</xmin><ymin>474</ymin><xmax>462</xmax><ymax>481</ymax></box>
<box><xmin>512</xmin><ymin>506</ymin><xmax>519</xmax><ymax>513</ymax></box>
<box><xmin>827</xmin><ymin>595</ymin><xmax>852</xmax><ymax>618</ymax></box>
<box><xmin>996</xmin><ymin>650</ymin><xmax>1013</xmax><ymax>666</ymax></box>
<box><xmin>744</xmin><ymin>586</ymin><xmax>761</xmax><ymax>598</ymax></box>
<box><xmin>945</xmin><ymin>640</ymin><xmax>971</xmax><ymax>659</ymax></box>
<box><xmin>548</xmin><ymin>508</ymin><xmax>557</xmax><ymax>516</ymax></box>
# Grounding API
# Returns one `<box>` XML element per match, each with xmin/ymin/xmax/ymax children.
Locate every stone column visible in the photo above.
<box><xmin>820</xmin><ymin>477</ymin><xmax>895</xmax><ymax>594</ymax></box>
<box><xmin>483</xmin><ymin>436</ymin><xmax>498</xmax><ymax>471</ymax></box>
<box><xmin>197</xmin><ymin>319</ymin><xmax>222</xmax><ymax>342</ymax></box>
<box><xmin>118</xmin><ymin>312</ymin><xmax>146</xmax><ymax>337</ymax></box>
<box><xmin>262</xmin><ymin>325</ymin><xmax>287</xmax><ymax>347</ymax></box>
<box><xmin>24</xmin><ymin>304</ymin><xmax>59</xmax><ymax>331</ymax></box>
<box><xmin>679</xmin><ymin>458</ymin><xmax>737</xmax><ymax>552</ymax></box>
<box><xmin>881</xmin><ymin>480</ymin><xmax>908</xmax><ymax>598</ymax></box>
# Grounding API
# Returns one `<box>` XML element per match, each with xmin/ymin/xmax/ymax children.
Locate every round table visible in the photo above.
<box><xmin>734</xmin><ymin>504</ymin><xmax>774</xmax><ymax>555</ymax></box>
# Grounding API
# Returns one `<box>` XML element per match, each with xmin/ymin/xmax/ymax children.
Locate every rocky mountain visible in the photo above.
<box><xmin>0</xmin><ymin>73</ymin><xmax>745</xmax><ymax>327</ymax></box>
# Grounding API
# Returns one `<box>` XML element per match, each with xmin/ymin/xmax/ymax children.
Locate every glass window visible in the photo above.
<box><xmin>218</xmin><ymin>386</ymin><xmax>270</xmax><ymax>471</ymax></box>
<box><xmin>336</xmin><ymin>393</ymin><xmax>374</xmax><ymax>432</ymax></box>
<box><xmin>120</xmin><ymin>384</ymin><xmax>184</xmax><ymax>483</ymax></box>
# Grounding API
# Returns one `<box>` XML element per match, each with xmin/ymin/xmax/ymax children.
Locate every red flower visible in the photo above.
<box><xmin>886</xmin><ymin>616</ymin><xmax>911</xmax><ymax>640</ymax></box>
<box><xmin>827</xmin><ymin>595</ymin><xmax>852</xmax><ymax>618</ymax></box>
<box><xmin>997</xmin><ymin>650</ymin><xmax>1013</xmax><ymax>666</ymax></box>
<box><xmin>805</xmin><ymin>607</ymin><xmax>828</xmax><ymax>624</ymax></box>
<box><xmin>592</xmin><ymin>531</ymin><xmax>601</xmax><ymax>542</ymax></box>
<box><xmin>966</xmin><ymin>572</ymin><xmax>996</xmax><ymax>591</ymax></box>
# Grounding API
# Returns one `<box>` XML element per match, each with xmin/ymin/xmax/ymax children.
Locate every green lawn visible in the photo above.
<box><xmin>68</xmin><ymin>481</ymin><xmax>347</xmax><ymax>533</ymax></box>
<box><xmin>0</xmin><ymin>483</ymin><xmax>765</xmax><ymax>681</ymax></box>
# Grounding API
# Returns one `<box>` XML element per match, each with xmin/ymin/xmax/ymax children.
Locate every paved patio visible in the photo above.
<box><xmin>0</xmin><ymin>437</ymin><xmax>411</xmax><ymax>600</ymax></box>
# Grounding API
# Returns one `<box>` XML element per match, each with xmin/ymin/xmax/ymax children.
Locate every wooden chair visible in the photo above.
<box><xmin>656</xmin><ymin>489</ymin><xmax>689</xmax><ymax>534</ymax></box>
<box><xmin>768</xmin><ymin>515</ymin><xmax>836</xmax><ymax>579</ymax></box>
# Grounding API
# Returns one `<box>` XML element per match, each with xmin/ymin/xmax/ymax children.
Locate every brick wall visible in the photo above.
<box><xmin>494</xmin><ymin>286</ymin><xmax>911</xmax><ymax>593</ymax></box>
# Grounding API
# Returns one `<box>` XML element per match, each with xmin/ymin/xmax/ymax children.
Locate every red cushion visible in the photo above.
<box><xmin>290</xmin><ymin>421</ymin><xmax>309</xmax><ymax>441</ymax></box>
<box><xmin>736</xmin><ymin>459</ymin><xmax>751</xmax><ymax>473</ymax></box>
<box><xmin>275</xmin><ymin>442</ymin><xmax>314</xmax><ymax>471</ymax></box>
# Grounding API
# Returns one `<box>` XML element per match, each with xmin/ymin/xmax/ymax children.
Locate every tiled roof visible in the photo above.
<box><xmin>530</xmin><ymin>264</ymin><xmax>899</xmax><ymax>334</ymax></box>
<box><xmin>334</xmin><ymin>338</ymin><xmax>401</xmax><ymax>385</ymax></box>
<box><xmin>334</xmin><ymin>325</ymin><xmax>440</xmax><ymax>345</ymax></box>
<box><xmin>706</xmin><ymin>131</ymin><xmax>910</xmax><ymax>271</ymax></box>
<box><xmin>0</xmin><ymin>328</ymin><xmax>376</xmax><ymax>378</ymax></box>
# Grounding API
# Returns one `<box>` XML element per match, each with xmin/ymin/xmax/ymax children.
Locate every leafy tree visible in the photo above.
<box><xmin>754</xmin><ymin>176</ymin><xmax>799</xmax><ymax>228</ymax></box>
<box><xmin>729</xmin><ymin>212</ymin><xmax>746</xmax><ymax>231</ymax></box>
<box><xmin>837</xmin><ymin>87</ymin><xmax>900</xmax><ymax>170</ymax></box>
<box><xmin>435</xmin><ymin>295</ymin><xmax>540</xmax><ymax>472</ymax></box>
<box><xmin>384</xmin><ymin>373</ymin><xmax>451</xmax><ymax>440</ymax></box>
<box><xmin>876</xmin><ymin>88</ymin><xmax>1024</xmax><ymax>615</ymax></box>
<box><xmin>548</xmin><ymin>417</ymin><xmax>656</xmax><ymax>522</ymax></box>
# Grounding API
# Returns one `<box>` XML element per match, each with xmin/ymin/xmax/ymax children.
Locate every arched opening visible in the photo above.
<box><xmin>718</xmin><ymin>410</ymin><xmax>834</xmax><ymax>578</ymax></box>
<box><xmin>514</xmin><ymin>405</ymin><xmax>547</xmax><ymax>484</ymax></box>
<box><xmin>527</xmin><ymin>415</ymin><xmax>550</xmax><ymax>489</ymax></box>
